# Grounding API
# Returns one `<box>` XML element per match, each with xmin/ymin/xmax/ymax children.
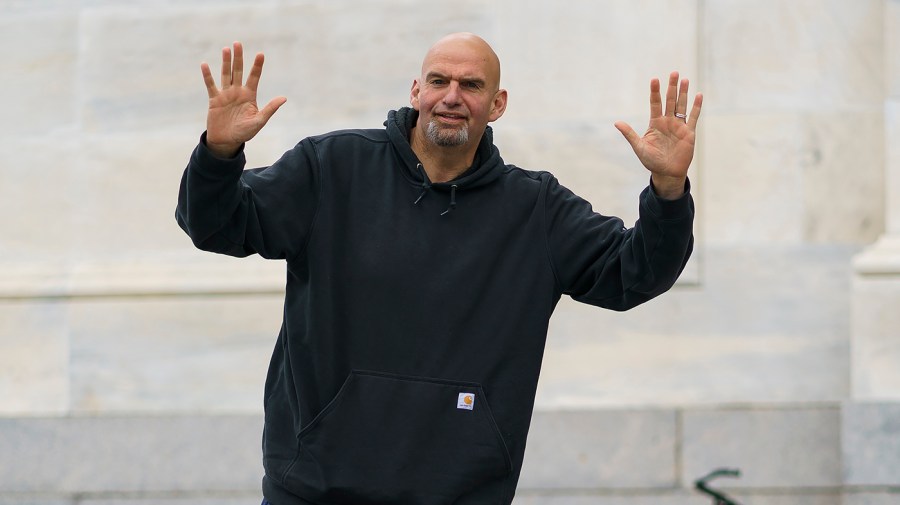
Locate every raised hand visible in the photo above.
<box><xmin>201</xmin><ymin>41</ymin><xmax>287</xmax><ymax>158</ymax></box>
<box><xmin>614</xmin><ymin>72</ymin><xmax>702</xmax><ymax>199</ymax></box>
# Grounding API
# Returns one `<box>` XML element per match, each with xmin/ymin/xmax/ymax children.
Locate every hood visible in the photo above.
<box><xmin>385</xmin><ymin>107</ymin><xmax>506</xmax><ymax>215</ymax></box>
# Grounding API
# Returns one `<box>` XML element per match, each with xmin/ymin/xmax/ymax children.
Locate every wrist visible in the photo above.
<box><xmin>650</xmin><ymin>174</ymin><xmax>687</xmax><ymax>200</ymax></box>
<box><xmin>203</xmin><ymin>135</ymin><xmax>242</xmax><ymax>159</ymax></box>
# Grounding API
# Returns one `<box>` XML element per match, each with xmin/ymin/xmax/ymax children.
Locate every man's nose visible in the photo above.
<box><xmin>442</xmin><ymin>82</ymin><xmax>462</xmax><ymax>105</ymax></box>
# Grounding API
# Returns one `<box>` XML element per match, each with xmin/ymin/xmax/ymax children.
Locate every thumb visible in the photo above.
<box><xmin>259</xmin><ymin>96</ymin><xmax>287</xmax><ymax>125</ymax></box>
<box><xmin>614</xmin><ymin>121</ymin><xmax>641</xmax><ymax>151</ymax></box>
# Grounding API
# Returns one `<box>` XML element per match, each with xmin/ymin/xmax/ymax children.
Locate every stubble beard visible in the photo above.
<box><xmin>426</xmin><ymin>119</ymin><xmax>469</xmax><ymax>147</ymax></box>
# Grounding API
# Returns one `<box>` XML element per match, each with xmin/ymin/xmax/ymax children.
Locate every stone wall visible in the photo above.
<box><xmin>0</xmin><ymin>0</ymin><xmax>897</xmax><ymax>503</ymax></box>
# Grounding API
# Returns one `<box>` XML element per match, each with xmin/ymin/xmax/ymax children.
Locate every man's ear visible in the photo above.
<box><xmin>489</xmin><ymin>88</ymin><xmax>508</xmax><ymax>122</ymax></box>
<box><xmin>410</xmin><ymin>79</ymin><xmax>421</xmax><ymax>110</ymax></box>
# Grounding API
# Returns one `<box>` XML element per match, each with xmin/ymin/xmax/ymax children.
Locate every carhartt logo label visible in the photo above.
<box><xmin>457</xmin><ymin>393</ymin><xmax>475</xmax><ymax>410</ymax></box>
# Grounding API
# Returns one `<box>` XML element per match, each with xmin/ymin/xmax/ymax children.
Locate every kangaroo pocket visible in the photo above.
<box><xmin>283</xmin><ymin>370</ymin><xmax>513</xmax><ymax>505</ymax></box>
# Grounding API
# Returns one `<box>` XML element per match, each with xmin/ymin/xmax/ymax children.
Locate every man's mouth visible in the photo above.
<box><xmin>435</xmin><ymin>113</ymin><xmax>467</xmax><ymax>125</ymax></box>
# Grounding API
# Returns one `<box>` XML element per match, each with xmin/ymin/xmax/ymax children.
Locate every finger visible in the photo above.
<box><xmin>676</xmin><ymin>78</ymin><xmax>689</xmax><ymax>118</ymax></box>
<box><xmin>232</xmin><ymin>41</ymin><xmax>244</xmax><ymax>87</ymax></box>
<box><xmin>614</xmin><ymin>121</ymin><xmax>641</xmax><ymax>152</ymax></box>
<box><xmin>259</xmin><ymin>96</ymin><xmax>288</xmax><ymax>126</ymax></box>
<box><xmin>687</xmin><ymin>93</ymin><xmax>703</xmax><ymax>131</ymax></box>
<box><xmin>200</xmin><ymin>62</ymin><xmax>218</xmax><ymax>99</ymax></box>
<box><xmin>220</xmin><ymin>46</ymin><xmax>232</xmax><ymax>88</ymax></box>
<box><xmin>245</xmin><ymin>52</ymin><xmax>265</xmax><ymax>92</ymax></box>
<box><xmin>664</xmin><ymin>71</ymin><xmax>678</xmax><ymax>116</ymax></box>
<box><xmin>649</xmin><ymin>78</ymin><xmax>662</xmax><ymax>119</ymax></box>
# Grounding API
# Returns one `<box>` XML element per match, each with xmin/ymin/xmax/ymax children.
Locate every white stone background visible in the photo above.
<box><xmin>1</xmin><ymin>0</ymin><xmax>899</xmax><ymax>503</ymax></box>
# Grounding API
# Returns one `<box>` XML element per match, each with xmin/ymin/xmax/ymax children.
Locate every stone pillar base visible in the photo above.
<box><xmin>851</xmin><ymin>235</ymin><xmax>900</xmax><ymax>400</ymax></box>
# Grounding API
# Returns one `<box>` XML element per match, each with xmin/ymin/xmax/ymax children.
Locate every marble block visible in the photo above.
<box><xmin>843</xmin><ymin>493</ymin><xmax>900</xmax><ymax>505</ymax></box>
<box><xmin>0</xmin><ymin>415</ymin><xmax>262</xmax><ymax>493</ymax></box>
<box><xmin>702</xmin><ymin>111</ymin><xmax>883</xmax><ymax>246</ymax></box>
<box><xmin>68</xmin><ymin>130</ymin><xmax>242</xmax><ymax>260</ymax></box>
<box><xmin>702</xmin><ymin>113</ymin><xmax>805</xmax><ymax>245</ymax></box>
<box><xmin>885</xmin><ymin>101</ymin><xmax>900</xmax><ymax>235</ymax></box>
<box><xmin>0</xmin><ymin>301</ymin><xmax>69</xmax><ymax>415</ymax></box>
<box><xmin>851</xmin><ymin>269</ymin><xmax>900</xmax><ymax>400</ymax></box>
<box><xmin>887</xmin><ymin>0</ymin><xmax>900</xmax><ymax>100</ymax></box>
<box><xmin>0</xmin><ymin>12</ymin><xmax>77</xmax><ymax>136</ymax></box>
<box><xmin>518</xmin><ymin>410</ymin><xmax>676</xmax><ymax>489</ymax></box>
<box><xmin>799</xmin><ymin>111</ymin><xmax>883</xmax><ymax>244</ymax></box>
<box><xmin>0</xmin><ymin>500</ymin><xmax>70</xmax><ymax>505</ymax></box>
<box><xmin>703</xmin><ymin>0</ymin><xmax>882</xmax><ymax>112</ymax></box>
<box><xmin>682</xmin><ymin>407</ymin><xmax>842</xmax><ymax>489</ymax></box>
<box><xmin>77</xmin><ymin>498</ymin><xmax>259</xmax><ymax>505</ymax></box>
<box><xmin>0</xmin><ymin>138</ymin><xmax>80</xmax><ymax>263</ymax></box>
<box><xmin>512</xmin><ymin>494</ymin><xmax>697</xmax><ymax>505</ymax></box>
<box><xmin>514</xmin><ymin>494</ymin><xmax>839</xmax><ymax>505</ymax></box>
<box><xmin>68</xmin><ymin>295</ymin><xmax>282</xmax><ymax>414</ymax></box>
<box><xmin>842</xmin><ymin>403</ymin><xmax>900</xmax><ymax>487</ymax></box>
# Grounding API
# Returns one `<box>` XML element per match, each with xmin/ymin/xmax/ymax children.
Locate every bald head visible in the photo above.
<box><xmin>409</xmin><ymin>32</ymin><xmax>508</xmax><ymax>172</ymax></box>
<box><xmin>421</xmin><ymin>32</ymin><xmax>502</xmax><ymax>92</ymax></box>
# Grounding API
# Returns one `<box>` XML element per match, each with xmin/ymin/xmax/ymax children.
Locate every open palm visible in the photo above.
<box><xmin>201</xmin><ymin>42</ymin><xmax>286</xmax><ymax>158</ymax></box>
<box><xmin>615</xmin><ymin>72</ymin><xmax>702</xmax><ymax>198</ymax></box>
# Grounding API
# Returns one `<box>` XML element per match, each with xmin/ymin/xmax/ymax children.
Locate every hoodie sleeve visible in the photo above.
<box><xmin>175</xmin><ymin>132</ymin><xmax>319</xmax><ymax>260</ymax></box>
<box><xmin>544</xmin><ymin>174</ymin><xmax>694</xmax><ymax>311</ymax></box>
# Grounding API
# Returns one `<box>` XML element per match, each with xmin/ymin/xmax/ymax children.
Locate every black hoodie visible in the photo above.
<box><xmin>176</xmin><ymin>107</ymin><xmax>694</xmax><ymax>505</ymax></box>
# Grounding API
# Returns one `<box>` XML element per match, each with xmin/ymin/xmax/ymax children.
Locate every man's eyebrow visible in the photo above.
<box><xmin>461</xmin><ymin>77</ymin><xmax>486</xmax><ymax>86</ymax></box>
<box><xmin>425</xmin><ymin>72</ymin><xmax>486</xmax><ymax>86</ymax></box>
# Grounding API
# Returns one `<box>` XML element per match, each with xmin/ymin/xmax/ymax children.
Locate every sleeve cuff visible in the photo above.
<box><xmin>192</xmin><ymin>131</ymin><xmax>247</xmax><ymax>178</ymax></box>
<box><xmin>644</xmin><ymin>177</ymin><xmax>694</xmax><ymax>219</ymax></box>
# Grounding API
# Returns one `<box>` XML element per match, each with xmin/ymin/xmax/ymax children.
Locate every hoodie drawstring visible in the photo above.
<box><xmin>440</xmin><ymin>185</ymin><xmax>458</xmax><ymax>216</ymax></box>
<box><xmin>413</xmin><ymin>163</ymin><xmax>431</xmax><ymax>205</ymax></box>
<box><xmin>412</xmin><ymin>163</ymin><xmax>458</xmax><ymax>215</ymax></box>
<box><xmin>414</xmin><ymin>182</ymin><xmax>430</xmax><ymax>205</ymax></box>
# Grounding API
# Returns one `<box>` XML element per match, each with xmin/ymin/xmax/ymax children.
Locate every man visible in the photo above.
<box><xmin>177</xmin><ymin>33</ymin><xmax>701</xmax><ymax>505</ymax></box>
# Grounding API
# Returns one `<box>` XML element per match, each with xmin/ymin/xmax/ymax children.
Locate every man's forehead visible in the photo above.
<box><xmin>424</xmin><ymin>49</ymin><xmax>490</xmax><ymax>70</ymax></box>
<box><xmin>424</xmin><ymin>63</ymin><xmax>489</xmax><ymax>80</ymax></box>
<box><xmin>420</xmin><ymin>38</ymin><xmax>500</xmax><ymax>83</ymax></box>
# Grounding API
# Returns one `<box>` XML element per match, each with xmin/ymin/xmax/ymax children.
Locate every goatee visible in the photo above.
<box><xmin>426</xmin><ymin>119</ymin><xmax>469</xmax><ymax>147</ymax></box>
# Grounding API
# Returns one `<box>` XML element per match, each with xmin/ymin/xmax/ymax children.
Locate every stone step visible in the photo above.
<box><xmin>0</xmin><ymin>403</ymin><xmax>897</xmax><ymax>504</ymax></box>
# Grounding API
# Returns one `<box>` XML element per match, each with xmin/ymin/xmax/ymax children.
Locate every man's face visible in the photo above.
<box><xmin>410</xmin><ymin>36</ymin><xmax>507</xmax><ymax>150</ymax></box>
